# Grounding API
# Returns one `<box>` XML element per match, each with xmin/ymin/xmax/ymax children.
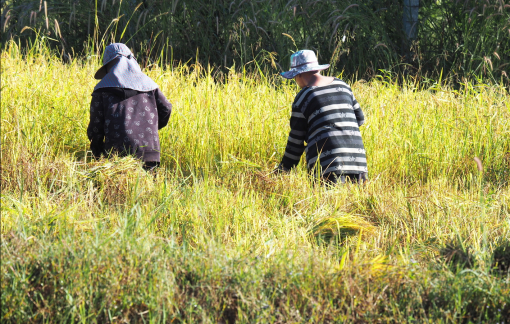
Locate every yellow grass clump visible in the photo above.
<box><xmin>1</xmin><ymin>41</ymin><xmax>509</xmax><ymax>322</ymax></box>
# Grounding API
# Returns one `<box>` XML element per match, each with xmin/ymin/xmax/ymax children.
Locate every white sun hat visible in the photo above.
<box><xmin>280</xmin><ymin>50</ymin><xmax>330</xmax><ymax>79</ymax></box>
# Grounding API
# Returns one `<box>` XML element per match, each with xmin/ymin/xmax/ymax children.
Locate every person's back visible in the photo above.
<box><xmin>277</xmin><ymin>50</ymin><xmax>368</xmax><ymax>183</ymax></box>
<box><xmin>87</xmin><ymin>43</ymin><xmax>172</xmax><ymax>170</ymax></box>
<box><xmin>88</xmin><ymin>87</ymin><xmax>171</xmax><ymax>163</ymax></box>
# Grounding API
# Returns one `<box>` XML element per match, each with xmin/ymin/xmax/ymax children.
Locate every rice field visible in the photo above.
<box><xmin>1</xmin><ymin>42</ymin><xmax>510</xmax><ymax>323</ymax></box>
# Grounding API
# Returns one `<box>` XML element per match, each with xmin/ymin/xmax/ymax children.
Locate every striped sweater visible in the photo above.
<box><xmin>280</xmin><ymin>78</ymin><xmax>368</xmax><ymax>176</ymax></box>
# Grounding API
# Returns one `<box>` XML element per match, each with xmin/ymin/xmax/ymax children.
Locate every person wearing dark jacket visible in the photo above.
<box><xmin>87</xmin><ymin>43</ymin><xmax>172</xmax><ymax>170</ymax></box>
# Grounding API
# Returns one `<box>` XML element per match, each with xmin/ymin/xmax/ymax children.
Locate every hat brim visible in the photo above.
<box><xmin>280</xmin><ymin>64</ymin><xmax>330</xmax><ymax>79</ymax></box>
<box><xmin>94</xmin><ymin>54</ymin><xmax>122</xmax><ymax>79</ymax></box>
<box><xmin>94</xmin><ymin>66</ymin><xmax>108</xmax><ymax>80</ymax></box>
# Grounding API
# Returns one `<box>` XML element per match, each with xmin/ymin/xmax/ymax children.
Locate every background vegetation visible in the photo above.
<box><xmin>1</xmin><ymin>0</ymin><xmax>510</xmax><ymax>83</ymax></box>
<box><xmin>1</xmin><ymin>39</ymin><xmax>509</xmax><ymax>322</ymax></box>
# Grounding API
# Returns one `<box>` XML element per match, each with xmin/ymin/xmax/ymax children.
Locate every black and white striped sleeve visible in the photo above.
<box><xmin>280</xmin><ymin>103</ymin><xmax>307</xmax><ymax>170</ymax></box>
<box><xmin>352</xmin><ymin>92</ymin><xmax>365</xmax><ymax>126</ymax></box>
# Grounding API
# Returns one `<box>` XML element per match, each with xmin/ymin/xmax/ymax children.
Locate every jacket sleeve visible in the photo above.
<box><xmin>87</xmin><ymin>93</ymin><xmax>105</xmax><ymax>159</ymax></box>
<box><xmin>154</xmin><ymin>88</ymin><xmax>172</xmax><ymax>130</ymax></box>
<box><xmin>352</xmin><ymin>91</ymin><xmax>365</xmax><ymax>127</ymax></box>
<box><xmin>279</xmin><ymin>102</ymin><xmax>307</xmax><ymax>170</ymax></box>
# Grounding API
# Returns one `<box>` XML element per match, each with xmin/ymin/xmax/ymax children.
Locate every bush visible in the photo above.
<box><xmin>1</xmin><ymin>0</ymin><xmax>509</xmax><ymax>82</ymax></box>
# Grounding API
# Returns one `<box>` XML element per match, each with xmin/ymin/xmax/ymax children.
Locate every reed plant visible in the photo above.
<box><xmin>1</xmin><ymin>0</ymin><xmax>509</xmax><ymax>82</ymax></box>
<box><xmin>1</xmin><ymin>39</ymin><xmax>510</xmax><ymax>322</ymax></box>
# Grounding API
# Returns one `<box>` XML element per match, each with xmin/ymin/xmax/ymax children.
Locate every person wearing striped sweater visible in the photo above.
<box><xmin>277</xmin><ymin>50</ymin><xmax>368</xmax><ymax>184</ymax></box>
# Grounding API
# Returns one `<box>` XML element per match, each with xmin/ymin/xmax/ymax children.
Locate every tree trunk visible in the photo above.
<box><xmin>403</xmin><ymin>0</ymin><xmax>419</xmax><ymax>41</ymax></box>
<box><xmin>403</xmin><ymin>0</ymin><xmax>419</xmax><ymax>66</ymax></box>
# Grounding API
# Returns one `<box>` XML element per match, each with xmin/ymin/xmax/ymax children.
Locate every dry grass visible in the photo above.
<box><xmin>1</xmin><ymin>44</ymin><xmax>509</xmax><ymax>322</ymax></box>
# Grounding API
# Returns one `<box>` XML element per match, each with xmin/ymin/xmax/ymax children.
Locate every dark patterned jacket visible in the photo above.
<box><xmin>87</xmin><ymin>87</ymin><xmax>172</xmax><ymax>162</ymax></box>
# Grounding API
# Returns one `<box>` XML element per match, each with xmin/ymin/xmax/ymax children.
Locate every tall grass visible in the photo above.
<box><xmin>1</xmin><ymin>0</ymin><xmax>509</xmax><ymax>82</ymax></box>
<box><xmin>1</xmin><ymin>41</ymin><xmax>510</xmax><ymax>322</ymax></box>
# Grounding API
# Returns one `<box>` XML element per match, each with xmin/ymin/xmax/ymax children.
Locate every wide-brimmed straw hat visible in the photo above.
<box><xmin>94</xmin><ymin>43</ymin><xmax>135</xmax><ymax>79</ymax></box>
<box><xmin>280</xmin><ymin>50</ymin><xmax>330</xmax><ymax>79</ymax></box>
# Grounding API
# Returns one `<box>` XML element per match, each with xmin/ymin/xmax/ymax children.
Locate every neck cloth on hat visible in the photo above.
<box><xmin>94</xmin><ymin>43</ymin><xmax>158</xmax><ymax>92</ymax></box>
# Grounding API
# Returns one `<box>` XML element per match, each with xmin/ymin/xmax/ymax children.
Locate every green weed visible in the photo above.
<box><xmin>1</xmin><ymin>43</ymin><xmax>509</xmax><ymax>322</ymax></box>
